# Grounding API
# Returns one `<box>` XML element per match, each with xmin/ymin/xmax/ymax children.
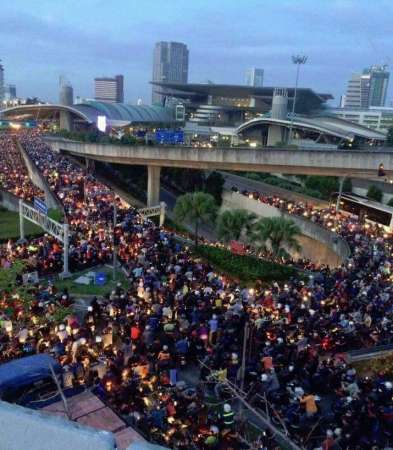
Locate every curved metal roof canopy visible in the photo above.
<box><xmin>237</xmin><ymin>115</ymin><xmax>386</xmax><ymax>141</ymax></box>
<box><xmin>0</xmin><ymin>102</ymin><xmax>176</xmax><ymax>127</ymax></box>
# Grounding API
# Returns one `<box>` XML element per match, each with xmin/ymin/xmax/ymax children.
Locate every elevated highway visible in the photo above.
<box><xmin>45</xmin><ymin>137</ymin><xmax>393</xmax><ymax>206</ymax></box>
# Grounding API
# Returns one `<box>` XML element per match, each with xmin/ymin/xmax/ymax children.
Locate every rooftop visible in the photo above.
<box><xmin>151</xmin><ymin>81</ymin><xmax>333</xmax><ymax>102</ymax></box>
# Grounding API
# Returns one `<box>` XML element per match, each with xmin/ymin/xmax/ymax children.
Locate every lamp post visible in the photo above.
<box><xmin>288</xmin><ymin>55</ymin><xmax>308</xmax><ymax>144</ymax></box>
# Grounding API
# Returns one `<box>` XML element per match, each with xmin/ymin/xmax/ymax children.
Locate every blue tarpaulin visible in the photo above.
<box><xmin>0</xmin><ymin>354</ymin><xmax>62</xmax><ymax>396</ymax></box>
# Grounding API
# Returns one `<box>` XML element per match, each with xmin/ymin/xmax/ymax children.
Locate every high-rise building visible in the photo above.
<box><xmin>0</xmin><ymin>60</ymin><xmax>4</xmax><ymax>102</ymax></box>
<box><xmin>245</xmin><ymin>68</ymin><xmax>264</xmax><ymax>87</ymax></box>
<box><xmin>4</xmin><ymin>84</ymin><xmax>16</xmax><ymax>101</ymax></box>
<box><xmin>59</xmin><ymin>77</ymin><xmax>74</xmax><ymax>106</ymax></box>
<box><xmin>94</xmin><ymin>75</ymin><xmax>124</xmax><ymax>103</ymax></box>
<box><xmin>344</xmin><ymin>65</ymin><xmax>389</xmax><ymax>109</ymax></box>
<box><xmin>152</xmin><ymin>41</ymin><xmax>189</xmax><ymax>105</ymax></box>
<box><xmin>365</xmin><ymin>65</ymin><xmax>389</xmax><ymax>107</ymax></box>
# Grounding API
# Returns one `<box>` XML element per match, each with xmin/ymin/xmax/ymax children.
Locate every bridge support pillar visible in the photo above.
<box><xmin>147</xmin><ymin>166</ymin><xmax>161</xmax><ymax>207</ymax></box>
<box><xmin>59</xmin><ymin>111</ymin><xmax>73</xmax><ymax>132</ymax></box>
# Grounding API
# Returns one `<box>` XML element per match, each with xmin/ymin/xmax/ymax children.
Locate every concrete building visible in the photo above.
<box><xmin>326</xmin><ymin>106</ymin><xmax>393</xmax><ymax>132</ymax></box>
<box><xmin>245</xmin><ymin>68</ymin><xmax>264</xmax><ymax>87</ymax></box>
<box><xmin>0</xmin><ymin>60</ymin><xmax>4</xmax><ymax>102</ymax></box>
<box><xmin>344</xmin><ymin>65</ymin><xmax>390</xmax><ymax>109</ymax></box>
<box><xmin>152</xmin><ymin>42</ymin><xmax>189</xmax><ymax>105</ymax></box>
<box><xmin>94</xmin><ymin>75</ymin><xmax>124</xmax><ymax>103</ymax></box>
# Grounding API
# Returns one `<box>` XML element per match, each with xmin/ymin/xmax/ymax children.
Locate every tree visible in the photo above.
<box><xmin>204</xmin><ymin>171</ymin><xmax>225</xmax><ymax>205</ymax></box>
<box><xmin>304</xmin><ymin>176</ymin><xmax>352</xmax><ymax>199</ymax></box>
<box><xmin>0</xmin><ymin>260</ymin><xmax>34</xmax><ymax>311</ymax></box>
<box><xmin>216</xmin><ymin>209</ymin><xmax>257</xmax><ymax>243</ymax></box>
<box><xmin>367</xmin><ymin>185</ymin><xmax>383</xmax><ymax>202</ymax></box>
<box><xmin>174</xmin><ymin>192</ymin><xmax>217</xmax><ymax>246</ymax></box>
<box><xmin>386</xmin><ymin>127</ymin><xmax>393</xmax><ymax>147</ymax></box>
<box><xmin>251</xmin><ymin>216</ymin><xmax>301</xmax><ymax>260</ymax></box>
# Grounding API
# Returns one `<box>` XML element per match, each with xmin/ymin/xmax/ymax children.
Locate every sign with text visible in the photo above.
<box><xmin>34</xmin><ymin>197</ymin><xmax>48</xmax><ymax>216</ymax></box>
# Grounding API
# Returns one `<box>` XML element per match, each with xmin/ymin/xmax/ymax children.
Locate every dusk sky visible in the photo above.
<box><xmin>2</xmin><ymin>0</ymin><xmax>393</xmax><ymax>105</ymax></box>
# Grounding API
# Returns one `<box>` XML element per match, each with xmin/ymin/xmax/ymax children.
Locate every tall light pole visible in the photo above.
<box><xmin>288</xmin><ymin>54</ymin><xmax>307</xmax><ymax>144</ymax></box>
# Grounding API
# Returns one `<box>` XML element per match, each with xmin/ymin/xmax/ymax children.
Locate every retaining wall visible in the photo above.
<box><xmin>222</xmin><ymin>192</ymin><xmax>350</xmax><ymax>267</ymax></box>
<box><xmin>0</xmin><ymin>189</ymin><xmax>20</xmax><ymax>212</ymax></box>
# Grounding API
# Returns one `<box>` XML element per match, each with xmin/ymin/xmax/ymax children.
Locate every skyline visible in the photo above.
<box><xmin>2</xmin><ymin>0</ymin><xmax>393</xmax><ymax>105</ymax></box>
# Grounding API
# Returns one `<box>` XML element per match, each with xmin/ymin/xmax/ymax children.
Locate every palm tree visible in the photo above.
<box><xmin>216</xmin><ymin>209</ymin><xmax>257</xmax><ymax>243</ymax></box>
<box><xmin>251</xmin><ymin>216</ymin><xmax>301</xmax><ymax>260</ymax></box>
<box><xmin>174</xmin><ymin>192</ymin><xmax>217</xmax><ymax>246</ymax></box>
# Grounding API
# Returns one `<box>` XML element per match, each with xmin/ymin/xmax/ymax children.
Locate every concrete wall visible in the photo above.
<box><xmin>0</xmin><ymin>400</ymin><xmax>116</xmax><ymax>450</ymax></box>
<box><xmin>351</xmin><ymin>177</ymin><xmax>393</xmax><ymax>204</ymax></box>
<box><xmin>44</xmin><ymin>137</ymin><xmax>393</xmax><ymax>178</ymax></box>
<box><xmin>0</xmin><ymin>189</ymin><xmax>20</xmax><ymax>213</ymax></box>
<box><xmin>17</xmin><ymin>141</ymin><xmax>62</xmax><ymax>211</ymax></box>
<box><xmin>221</xmin><ymin>192</ymin><xmax>350</xmax><ymax>267</ymax></box>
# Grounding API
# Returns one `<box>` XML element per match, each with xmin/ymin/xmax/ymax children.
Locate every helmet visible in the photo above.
<box><xmin>79</xmin><ymin>338</ymin><xmax>87</xmax><ymax>345</ymax></box>
<box><xmin>212</xmin><ymin>314</ymin><xmax>217</xmax><ymax>320</ymax></box>
<box><xmin>326</xmin><ymin>429</ymin><xmax>334</xmax><ymax>438</ymax></box>
<box><xmin>210</xmin><ymin>425</ymin><xmax>219</xmax><ymax>434</ymax></box>
<box><xmin>163</xmin><ymin>345</ymin><xmax>168</xmax><ymax>351</ymax></box>
<box><xmin>385</xmin><ymin>381</ymin><xmax>393</xmax><ymax>390</ymax></box>
<box><xmin>87</xmin><ymin>306</ymin><xmax>93</xmax><ymax>312</ymax></box>
<box><xmin>277</xmin><ymin>337</ymin><xmax>283</xmax><ymax>344</ymax></box>
<box><xmin>261</xmin><ymin>374</ymin><xmax>268</xmax><ymax>382</ymax></box>
<box><xmin>223</xmin><ymin>403</ymin><xmax>231</xmax><ymax>413</ymax></box>
<box><xmin>59</xmin><ymin>324</ymin><xmax>66</xmax><ymax>331</ymax></box>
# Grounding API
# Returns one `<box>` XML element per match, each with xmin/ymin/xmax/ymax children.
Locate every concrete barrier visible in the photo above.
<box><xmin>17</xmin><ymin>141</ymin><xmax>63</xmax><ymax>212</ymax></box>
<box><xmin>0</xmin><ymin>189</ymin><xmax>20</xmax><ymax>213</ymax></box>
<box><xmin>221</xmin><ymin>192</ymin><xmax>350</xmax><ymax>267</ymax></box>
<box><xmin>0</xmin><ymin>400</ymin><xmax>116</xmax><ymax>450</ymax></box>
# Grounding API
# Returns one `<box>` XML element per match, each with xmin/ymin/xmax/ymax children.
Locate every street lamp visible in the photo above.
<box><xmin>288</xmin><ymin>54</ymin><xmax>308</xmax><ymax>144</ymax></box>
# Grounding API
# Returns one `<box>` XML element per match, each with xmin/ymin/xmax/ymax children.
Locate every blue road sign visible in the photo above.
<box><xmin>34</xmin><ymin>197</ymin><xmax>48</xmax><ymax>216</ymax></box>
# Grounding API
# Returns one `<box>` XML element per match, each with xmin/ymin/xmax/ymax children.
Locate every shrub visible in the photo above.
<box><xmin>367</xmin><ymin>185</ymin><xmax>383</xmax><ymax>202</ymax></box>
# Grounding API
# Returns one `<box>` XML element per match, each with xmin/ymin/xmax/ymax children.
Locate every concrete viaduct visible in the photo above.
<box><xmin>45</xmin><ymin>137</ymin><xmax>393</xmax><ymax>206</ymax></box>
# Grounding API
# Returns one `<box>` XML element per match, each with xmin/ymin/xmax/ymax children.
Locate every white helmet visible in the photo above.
<box><xmin>261</xmin><ymin>374</ymin><xmax>268</xmax><ymax>382</ymax></box>
<box><xmin>87</xmin><ymin>306</ymin><xmax>93</xmax><ymax>312</ymax></box>
<box><xmin>223</xmin><ymin>403</ymin><xmax>231</xmax><ymax>413</ymax></box>
<box><xmin>385</xmin><ymin>381</ymin><xmax>393</xmax><ymax>390</ymax></box>
<box><xmin>210</xmin><ymin>425</ymin><xmax>219</xmax><ymax>434</ymax></box>
<box><xmin>59</xmin><ymin>324</ymin><xmax>66</xmax><ymax>331</ymax></box>
<box><xmin>163</xmin><ymin>345</ymin><xmax>168</xmax><ymax>351</ymax></box>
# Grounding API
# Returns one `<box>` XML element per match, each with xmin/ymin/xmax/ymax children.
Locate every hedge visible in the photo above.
<box><xmin>193</xmin><ymin>245</ymin><xmax>297</xmax><ymax>284</ymax></box>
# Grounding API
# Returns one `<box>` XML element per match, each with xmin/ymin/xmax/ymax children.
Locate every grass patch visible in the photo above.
<box><xmin>53</xmin><ymin>266</ymin><xmax>129</xmax><ymax>296</ymax></box>
<box><xmin>193</xmin><ymin>245</ymin><xmax>297</xmax><ymax>285</ymax></box>
<box><xmin>0</xmin><ymin>208</ymin><xmax>43</xmax><ymax>241</ymax></box>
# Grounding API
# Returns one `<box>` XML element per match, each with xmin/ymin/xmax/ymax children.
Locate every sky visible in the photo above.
<box><xmin>2</xmin><ymin>0</ymin><xmax>393</xmax><ymax>105</ymax></box>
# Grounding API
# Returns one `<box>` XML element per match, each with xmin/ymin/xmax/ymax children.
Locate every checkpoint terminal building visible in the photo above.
<box><xmin>0</xmin><ymin>86</ymin><xmax>386</xmax><ymax>149</ymax></box>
